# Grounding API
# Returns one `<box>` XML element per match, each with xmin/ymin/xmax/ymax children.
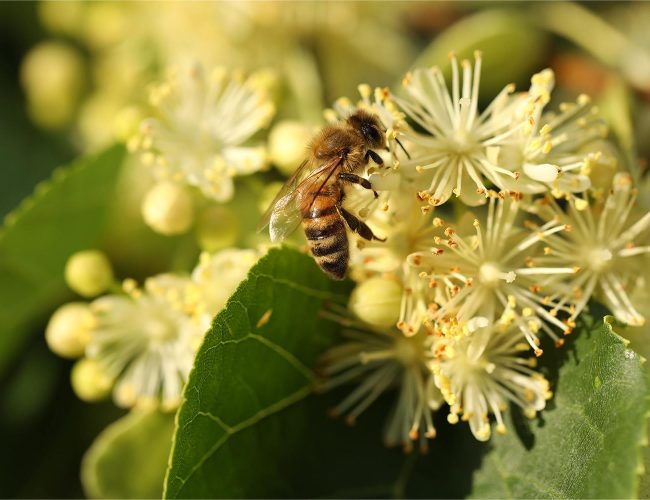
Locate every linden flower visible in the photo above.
<box><xmin>86</xmin><ymin>274</ymin><xmax>203</xmax><ymax>410</ymax></box>
<box><xmin>527</xmin><ymin>173</ymin><xmax>650</xmax><ymax>326</ymax></box>
<box><xmin>318</xmin><ymin>313</ymin><xmax>443</xmax><ymax>451</ymax></box>
<box><xmin>430</xmin><ymin>321</ymin><xmax>552</xmax><ymax>441</ymax></box>
<box><xmin>130</xmin><ymin>64</ymin><xmax>275</xmax><ymax>202</ymax></box>
<box><xmin>492</xmin><ymin>68</ymin><xmax>607</xmax><ymax>196</ymax></box>
<box><xmin>404</xmin><ymin>193</ymin><xmax>578</xmax><ymax>354</ymax></box>
<box><xmin>392</xmin><ymin>52</ymin><xmax>532</xmax><ymax>206</ymax></box>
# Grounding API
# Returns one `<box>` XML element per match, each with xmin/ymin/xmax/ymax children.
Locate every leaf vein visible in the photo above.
<box><xmin>174</xmin><ymin>385</ymin><xmax>312</xmax><ymax>490</ymax></box>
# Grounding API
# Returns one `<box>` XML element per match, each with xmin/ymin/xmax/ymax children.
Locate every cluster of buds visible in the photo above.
<box><xmin>46</xmin><ymin>248</ymin><xmax>259</xmax><ymax>410</ymax></box>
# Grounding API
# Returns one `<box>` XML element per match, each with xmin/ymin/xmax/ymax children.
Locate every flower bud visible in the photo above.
<box><xmin>77</xmin><ymin>91</ymin><xmax>123</xmax><ymax>148</ymax></box>
<box><xmin>71</xmin><ymin>358</ymin><xmax>113</xmax><ymax>402</ymax></box>
<box><xmin>45</xmin><ymin>303</ymin><xmax>95</xmax><ymax>358</ymax></box>
<box><xmin>113</xmin><ymin>105</ymin><xmax>144</xmax><ymax>143</ymax></box>
<box><xmin>65</xmin><ymin>250</ymin><xmax>114</xmax><ymax>298</ymax></box>
<box><xmin>38</xmin><ymin>1</ymin><xmax>83</xmax><ymax>35</ymax></box>
<box><xmin>268</xmin><ymin>121</ymin><xmax>313</xmax><ymax>176</ymax></box>
<box><xmin>196</xmin><ymin>206</ymin><xmax>239</xmax><ymax>252</ymax></box>
<box><xmin>20</xmin><ymin>41</ymin><xmax>85</xmax><ymax>129</ymax></box>
<box><xmin>141</xmin><ymin>181</ymin><xmax>194</xmax><ymax>235</ymax></box>
<box><xmin>349</xmin><ymin>277</ymin><xmax>402</xmax><ymax>328</ymax></box>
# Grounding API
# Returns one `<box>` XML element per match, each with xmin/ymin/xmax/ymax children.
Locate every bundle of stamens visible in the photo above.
<box><xmin>392</xmin><ymin>51</ymin><xmax>531</xmax><ymax>206</ymax></box>
<box><xmin>526</xmin><ymin>173</ymin><xmax>650</xmax><ymax>326</ymax></box>
<box><xmin>429</xmin><ymin>320</ymin><xmax>552</xmax><ymax>441</ymax></box>
<box><xmin>402</xmin><ymin>192</ymin><xmax>577</xmax><ymax>355</ymax></box>
<box><xmin>318</xmin><ymin>308</ymin><xmax>442</xmax><ymax>452</ymax></box>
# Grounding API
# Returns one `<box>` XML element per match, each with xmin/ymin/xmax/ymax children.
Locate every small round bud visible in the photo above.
<box><xmin>196</xmin><ymin>206</ymin><xmax>239</xmax><ymax>252</ymax></box>
<box><xmin>113</xmin><ymin>105</ymin><xmax>144</xmax><ymax>143</ymax></box>
<box><xmin>268</xmin><ymin>121</ymin><xmax>313</xmax><ymax>176</ymax></box>
<box><xmin>65</xmin><ymin>250</ymin><xmax>114</xmax><ymax>298</ymax></box>
<box><xmin>38</xmin><ymin>1</ymin><xmax>83</xmax><ymax>35</ymax></box>
<box><xmin>77</xmin><ymin>91</ymin><xmax>124</xmax><ymax>148</ymax></box>
<box><xmin>20</xmin><ymin>41</ymin><xmax>85</xmax><ymax>129</ymax></box>
<box><xmin>349</xmin><ymin>277</ymin><xmax>403</xmax><ymax>328</ymax></box>
<box><xmin>45</xmin><ymin>302</ymin><xmax>95</xmax><ymax>358</ymax></box>
<box><xmin>141</xmin><ymin>181</ymin><xmax>194</xmax><ymax>235</ymax></box>
<box><xmin>71</xmin><ymin>358</ymin><xmax>113</xmax><ymax>402</ymax></box>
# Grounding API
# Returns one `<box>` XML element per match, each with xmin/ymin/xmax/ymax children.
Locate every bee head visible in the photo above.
<box><xmin>347</xmin><ymin>110</ymin><xmax>385</xmax><ymax>149</ymax></box>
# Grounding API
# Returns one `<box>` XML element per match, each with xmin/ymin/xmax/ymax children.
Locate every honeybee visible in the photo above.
<box><xmin>259</xmin><ymin>110</ymin><xmax>389</xmax><ymax>280</ymax></box>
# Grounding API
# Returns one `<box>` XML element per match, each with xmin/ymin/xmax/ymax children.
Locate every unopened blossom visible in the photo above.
<box><xmin>404</xmin><ymin>193</ymin><xmax>578</xmax><ymax>354</ymax></box>
<box><xmin>129</xmin><ymin>65</ymin><xmax>275</xmax><ymax>202</ymax></box>
<box><xmin>527</xmin><ymin>173</ymin><xmax>650</xmax><ymax>326</ymax></box>
<box><xmin>430</xmin><ymin>320</ymin><xmax>551</xmax><ymax>441</ymax></box>
<box><xmin>318</xmin><ymin>313</ymin><xmax>442</xmax><ymax>451</ymax></box>
<box><xmin>64</xmin><ymin>250</ymin><xmax>115</xmax><ymax>298</ymax></box>
<box><xmin>141</xmin><ymin>181</ymin><xmax>195</xmax><ymax>235</ymax></box>
<box><xmin>86</xmin><ymin>274</ymin><xmax>202</xmax><ymax>410</ymax></box>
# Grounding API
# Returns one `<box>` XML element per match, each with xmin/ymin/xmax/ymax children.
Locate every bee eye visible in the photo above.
<box><xmin>362</xmin><ymin>124</ymin><xmax>381</xmax><ymax>144</ymax></box>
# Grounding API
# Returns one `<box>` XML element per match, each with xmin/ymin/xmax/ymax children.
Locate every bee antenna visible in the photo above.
<box><xmin>396</xmin><ymin>137</ymin><xmax>411</xmax><ymax>160</ymax></box>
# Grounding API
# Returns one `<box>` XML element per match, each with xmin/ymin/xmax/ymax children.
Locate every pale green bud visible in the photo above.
<box><xmin>71</xmin><ymin>358</ymin><xmax>113</xmax><ymax>402</ymax></box>
<box><xmin>45</xmin><ymin>302</ymin><xmax>95</xmax><ymax>358</ymax></box>
<box><xmin>20</xmin><ymin>41</ymin><xmax>85</xmax><ymax>129</ymax></box>
<box><xmin>268</xmin><ymin>121</ymin><xmax>313</xmax><ymax>176</ymax></box>
<box><xmin>349</xmin><ymin>277</ymin><xmax>402</xmax><ymax>328</ymax></box>
<box><xmin>141</xmin><ymin>181</ymin><xmax>194</xmax><ymax>235</ymax></box>
<box><xmin>64</xmin><ymin>250</ymin><xmax>114</xmax><ymax>298</ymax></box>
<box><xmin>196</xmin><ymin>206</ymin><xmax>239</xmax><ymax>252</ymax></box>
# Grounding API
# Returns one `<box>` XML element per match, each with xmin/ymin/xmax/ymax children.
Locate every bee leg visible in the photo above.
<box><xmin>365</xmin><ymin>149</ymin><xmax>384</xmax><ymax>166</ymax></box>
<box><xmin>338</xmin><ymin>207</ymin><xmax>386</xmax><ymax>242</ymax></box>
<box><xmin>338</xmin><ymin>172</ymin><xmax>378</xmax><ymax>198</ymax></box>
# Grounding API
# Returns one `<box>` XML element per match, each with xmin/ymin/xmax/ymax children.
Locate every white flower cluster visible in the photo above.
<box><xmin>321</xmin><ymin>53</ymin><xmax>650</xmax><ymax>446</ymax></box>
<box><xmin>46</xmin><ymin>248</ymin><xmax>259</xmax><ymax>410</ymax></box>
<box><xmin>128</xmin><ymin>64</ymin><xmax>276</xmax><ymax>235</ymax></box>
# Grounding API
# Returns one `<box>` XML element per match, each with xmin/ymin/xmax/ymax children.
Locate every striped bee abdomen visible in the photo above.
<box><xmin>302</xmin><ymin>195</ymin><xmax>349</xmax><ymax>280</ymax></box>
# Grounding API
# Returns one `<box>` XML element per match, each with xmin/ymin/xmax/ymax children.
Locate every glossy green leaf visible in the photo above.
<box><xmin>0</xmin><ymin>145</ymin><xmax>125</xmax><ymax>376</ymax></box>
<box><xmin>82</xmin><ymin>410</ymin><xmax>175</xmax><ymax>499</ymax></box>
<box><xmin>470</xmin><ymin>308</ymin><xmax>650</xmax><ymax>499</ymax></box>
<box><xmin>618</xmin><ymin>316</ymin><xmax>650</xmax><ymax>499</ymax></box>
<box><xmin>164</xmin><ymin>247</ymin><xmax>350</xmax><ymax>498</ymax></box>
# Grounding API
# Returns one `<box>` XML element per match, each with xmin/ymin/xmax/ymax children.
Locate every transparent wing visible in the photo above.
<box><xmin>258</xmin><ymin>156</ymin><xmax>344</xmax><ymax>243</ymax></box>
<box><xmin>258</xmin><ymin>159</ymin><xmax>312</xmax><ymax>242</ymax></box>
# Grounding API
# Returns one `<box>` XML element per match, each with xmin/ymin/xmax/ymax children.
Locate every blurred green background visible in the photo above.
<box><xmin>1</xmin><ymin>1</ymin><xmax>650</xmax><ymax>497</ymax></box>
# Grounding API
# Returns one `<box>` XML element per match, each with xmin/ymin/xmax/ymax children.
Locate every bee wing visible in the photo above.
<box><xmin>258</xmin><ymin>159</ymin><xmax>312</xmax><ymax>242</ymax></box>
<box><xmin>258</xmin><ymin>156</ymin><xmax>345</xmax><ymax>243</ymax></box>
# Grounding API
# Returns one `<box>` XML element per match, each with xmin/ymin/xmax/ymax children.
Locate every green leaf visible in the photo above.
<box><xmin>470</xmin><ymin>307</ymin><xmax>650</xmax><ymax>499</ymax></box>
<box><xmin>81</xmin><ymin>410</ymin><xmax>175</xmax><ymax>499</ymax></box>
<box><xmin>165</xmin><ymin>247</ymin><xmax>488</xmax><ymax>499</ymax></box>
<box><xmin>0</xmin><ymin>145</ymin><xmax>125</xmax><ymax>377</ymax></box>
<box><xmin>164</xmin><ymin>247</ymin><xmax>349</xmax><ymax>498</ymax></box>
